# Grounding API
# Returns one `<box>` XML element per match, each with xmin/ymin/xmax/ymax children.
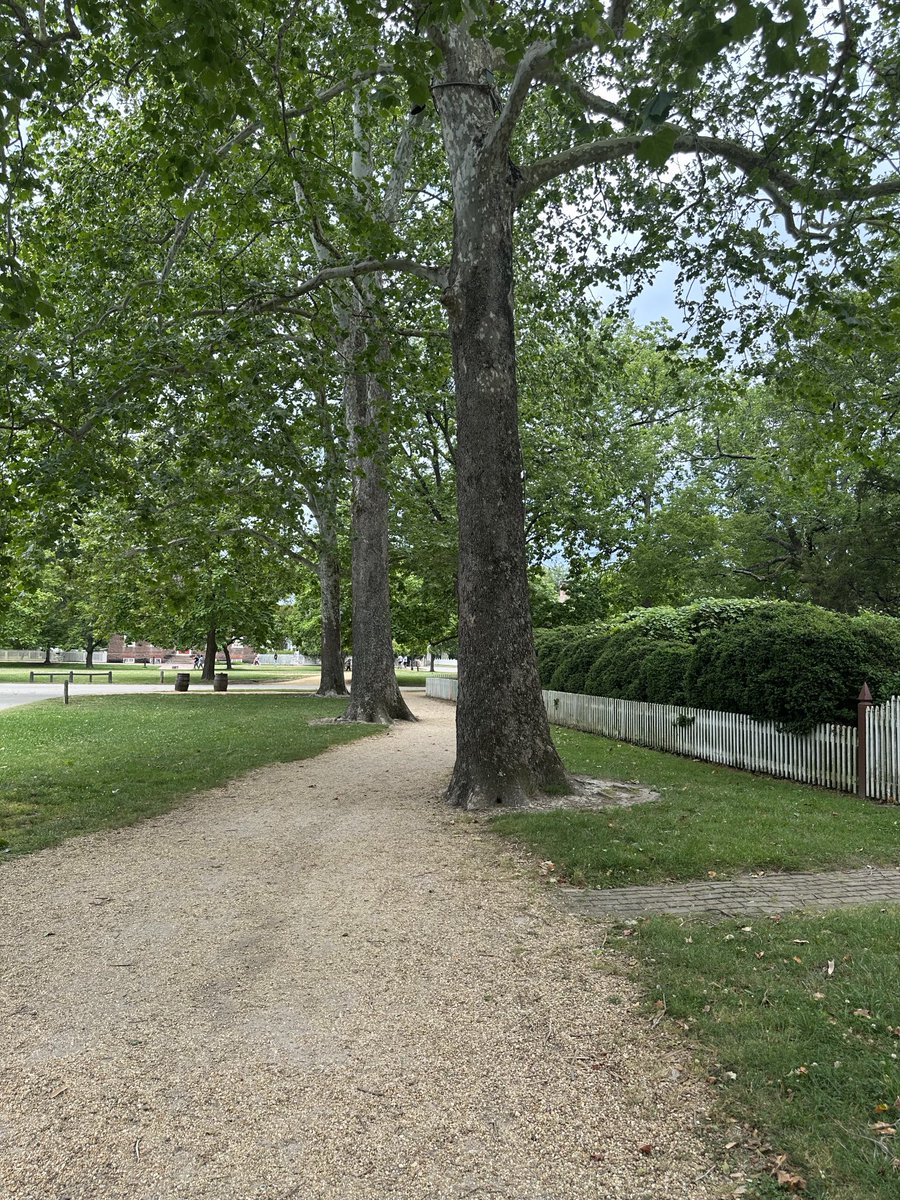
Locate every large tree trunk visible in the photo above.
<box><xmin>435</xmin><ymin>26</ymin><xmax>569</xmax><ymax>809</ymax></box>
<box><xmin>85</xmin><ymin>632</ymin><xmax>94</xmax><ymax>668</ymax></box>
<box><xmin>340</xmin><ymin>355</ymin><xmax>413</xmax><ymax>724</ymax></box>
<box><xmin>222</xmin><ymin>641</ymin><xmax>232</xmax><ymax>670</ymax></box>
<box><xmin>202</xmin><ymin>626</ymin><xmax>217</xmax><ymax>682</ymax></box>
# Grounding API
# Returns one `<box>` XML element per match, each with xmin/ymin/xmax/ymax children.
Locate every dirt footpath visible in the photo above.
<box><xmin>0</xmin><ymin>695</ymin><xmax>734</xmax><ymax>1200</ymax></box>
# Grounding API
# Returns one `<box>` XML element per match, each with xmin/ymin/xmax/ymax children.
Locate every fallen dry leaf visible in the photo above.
<box><xmin>774</xmin><ymin>1168</ymin><xmax>807</xmax><ymax>1191</ymax></box>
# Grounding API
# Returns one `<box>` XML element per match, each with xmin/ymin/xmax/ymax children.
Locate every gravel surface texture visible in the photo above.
<box><xmin>1</xmin><ymin>694</ymin><xmax>735</xmax><ymax>1199</ymax></box>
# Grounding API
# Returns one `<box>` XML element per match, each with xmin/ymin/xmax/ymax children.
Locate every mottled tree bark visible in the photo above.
<box><xmin>85</xmin><ymin>632</ymin><xmax>94</xmax><ymax>668</ymax></box>
<box><xmin>222</xmin><ymin>641</ymin><xmax>232</xmax><ymax>670</ymax></box>
<box><xmin>434</xmin><ymin>24</ymin><xmax>568</xmax><ymax>808</ymax></box>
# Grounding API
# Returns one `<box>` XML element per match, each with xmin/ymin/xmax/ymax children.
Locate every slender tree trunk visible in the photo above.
<box><xmin>434</xmin><ymin>26</ymin><xmax>569</xmax><ymax>808</ymax></box>
<box><xmin>315</xmin><ymin>523</ymin><xmax>349</xmax><ymax>697</ymax></box>
<box><xmin>341</xmin><ymin>353</ymin><xmax>413</xmax><ymax>724</ymax></box>
<box><xmin>85</xmin><ymin>632</ymin><xmax>94</xmax><ymax>668</ymax></box>
<box><xmin>307</xmin><ymin>409</ymin><xmax>349</xmax><ymax>699</ymax></box>
<box><xmin>202</xmin><ymin>626</ymin><xmax>217</xmax><ymax>682</ymax></box>
<box><xmin>222</xmin><ymin>641</ymin><xmax>232</xmax><ymax>670</ymax></box>
<box><xmin>43</xmin><ymin>645</ymin><xmax>51</xmax><ymax>664</ymax></box>
<box><xmin>300</xmin><ymin>101</ymin><xmax>416</xmax><ymax>723</ymax></box>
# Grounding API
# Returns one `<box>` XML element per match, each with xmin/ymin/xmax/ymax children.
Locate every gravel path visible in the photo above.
<box><xmin>0</xmin><ymin>695</ymin><xmax>735</xmax><ymax>1200</ymax></box>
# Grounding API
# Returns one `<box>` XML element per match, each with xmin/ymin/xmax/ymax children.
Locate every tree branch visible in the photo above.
<box><xmin>485</xmin><ymin>36</ymin><xmax>599</xmax><ymax>162</ymax></box>
<box><xmin>190</xmin><ymin>257</ymin><xmax>449</xmax><ymax>319</ymax></box>
<box><xmin>159</xmin><ymin>63</ymin><xmax>395</xmax><ymax>286</ymax></box>
<box><xmin>545</xmin><ymin>71</ymin><xmax>629</xmax><ymax>125</ymax></box>
<box><xmin>516</xmin><ymin>133</ymin><xmax>642</xmax><ymax>199</ymax></box>
<box><xmin>515</xmin><ymin>123</ymin><xmax>900</xmax><ymax>213</ymax></box>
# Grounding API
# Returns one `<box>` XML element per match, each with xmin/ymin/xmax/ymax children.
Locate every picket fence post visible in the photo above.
<box><xmin>856</xmin><ymin>682</ymin><xmax>874</xmax><ymax>798</ymax></box>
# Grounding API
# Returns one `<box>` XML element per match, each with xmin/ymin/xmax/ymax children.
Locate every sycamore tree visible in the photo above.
<box><xmin>5</xmin><ymin>0</ymin><xmax>900</xmax><ymax>808</ymax></box>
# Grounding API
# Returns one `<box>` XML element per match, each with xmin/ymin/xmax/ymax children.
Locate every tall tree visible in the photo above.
<box><xmin>7</xmin><ymin>0</ymin><xmax>900</xmax><ymax>809</ymax></box>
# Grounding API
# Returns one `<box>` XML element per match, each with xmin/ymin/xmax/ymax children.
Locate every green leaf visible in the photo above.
<box><xmin>635</xmin><ymin>125</ymin><xmax>679</xmax><ymax>170</ymax></box>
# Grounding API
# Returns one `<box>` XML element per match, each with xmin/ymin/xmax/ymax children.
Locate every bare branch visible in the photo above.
<box><xmin>383</xmin><ymin>111</ymin><xmax>425</xmax><ymax>223</ymax></box>
<box><xmin>516</xmin><ymin>122</ymin><xmax>900</xmax><ymax>215</ymax></box>
<box><xmin>190</xmin><ymin>257</ymin><xmax>449</xmax><ymax>320</ymax></box>
<box><xmin>485</xmin><ymin>36</ymin><xmax>599</xmax><ymax>162</ymax></box>
<box><xmin>516</xmin><ymin>133</ymin><xmax>642</xmax><ymax>199</ymax></box>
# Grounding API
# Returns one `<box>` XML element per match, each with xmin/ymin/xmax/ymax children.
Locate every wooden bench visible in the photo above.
<box><xmin>29</xmin><ymin>670</ymin><xmax>113</xmax><ymax>683</ymax></box>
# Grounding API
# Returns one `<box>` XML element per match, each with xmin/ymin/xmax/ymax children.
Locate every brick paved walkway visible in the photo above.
<box><xmin>559</xmin><ymin>866</ymin><xmax>900</xmax><ymax>920</ymax></box>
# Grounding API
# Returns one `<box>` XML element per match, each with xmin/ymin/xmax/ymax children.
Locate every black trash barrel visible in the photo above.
<box><xmin>174</xmin><ymin>672</ymin><xmax>190</xmax><ymax>692</ymax></box>
<box><xmin>213</xmin><ymin>673</ymin><xmax>229</xmax><ymax>692</ymax></box>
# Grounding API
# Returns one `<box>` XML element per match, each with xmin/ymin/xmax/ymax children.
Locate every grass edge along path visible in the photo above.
<box><xmin>493</xmin><ymin>727</ymin><xmax>900</xmax><ymax>888</ymax></box>
<box><xmin>0</xmin><ymin>693</ymin><xmax>381</xmax><ymax>857</ymax></box>
<box><xmin>0</xmin><ymin>662</ymin><xmax>319</xmax><ymax>685</ymax></box>
<box><xmin>619</xmin><ymin>907</ymin><xmax>900</xmax><ymax>1200</ymax></box>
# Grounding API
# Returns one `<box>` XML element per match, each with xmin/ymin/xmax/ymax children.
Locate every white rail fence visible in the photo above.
<box><xmin>0</xmin><ymin>648</ymin><xmax>107</xmax><ymax>664</ymax></box>
<box><xmin>425</xmin><ymin>678</ymin><xmax>900</xmax><ymax>800</ymax></box>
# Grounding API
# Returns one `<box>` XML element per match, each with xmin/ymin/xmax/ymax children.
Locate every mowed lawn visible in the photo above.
<box><xmin>491</xmin><ymin>724</ymin><xmax>900</xmax><ymax>1199</ymax></box>
<box><xmin>494</xmin><ymin>727</ymin><xmax>900</xmax><ymax>887</ymax></box>
<box><xmin>0</xmin><ymin>693</ymin><xmax>380</xmax><ymax>856</ymax></box>
<box><xmin>0</xmin><ymin>662</ymin><xmax>318</xmax><ymax>684</ymax></box>
<box><xmin>631</xmin><ymin>909</ymin><xmax>900</xmax><ymax>1200</ymax></box>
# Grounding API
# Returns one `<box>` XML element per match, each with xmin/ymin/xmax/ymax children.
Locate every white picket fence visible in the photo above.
<box><xmin>868</xmin><ymin>695</ymin><xmax>900</xmax><ymax>802</ymax></box>
<box><xmin>425</xmin><ymin>677</ymin><xmax>900</xmax><ymax>800</ymax></box>
<box><xmin>427</xmin><ymin>676</ymin><xmax>459</xmax><ymax>701</ymax></box>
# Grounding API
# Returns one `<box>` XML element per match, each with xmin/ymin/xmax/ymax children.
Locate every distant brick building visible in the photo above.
<box><xmin>106</xmin><ymin>635</ymin><xmax>176</xmax><ymax>663</ymax></box>
<box><xmin>105</xmin><ymin>635</ymin><xmax>255</xmax><ymax>664</ymax></box>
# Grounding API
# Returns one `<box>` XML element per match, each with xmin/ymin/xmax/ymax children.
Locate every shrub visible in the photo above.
<box><xmin>584</xmin><ymin>630</ymin><xmax>657</xmax><ymax>700</ymax></box>
<box><xmin>533</xmin><ymin>625</ymin><xmax>589</xmax><ymax>687</ymax></box>
<box><xmin>685</xmin><ymin>604</ymin><xmax>900</xmax><ymax>731</ymax></box>
<box><xmin>604</xmin><ymin>606</ymin><xmax>689</xmax><ymax>641</ymax></box>
<box><xmin>640</xmin><ymin>641</ymin><xmax>694</xmax><ymax>705</ymax></box>
<box><xmin>548</xmin><ymin>634</ymin><xmax>608</xmax><ymax>694</ymax></box>
<box><xmin>535</xmin><ymin>599</ymin><xmax>900</xmax><ymax>730</ymax></box>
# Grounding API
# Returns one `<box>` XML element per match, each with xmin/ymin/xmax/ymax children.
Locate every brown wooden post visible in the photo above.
<box><xmin>857</xmin><ymin>682</ymin><xmax>874</xmax><ymax>798</ymax></box>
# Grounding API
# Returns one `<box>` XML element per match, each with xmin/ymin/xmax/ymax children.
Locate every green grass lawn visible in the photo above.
<box><xmin>627</xmin><ymin>908</ymin><xmax>900</xmax><ymax>1200</ymax></box>
<box><xmin>0</xmin><ymin>661</ymin><xmax>318</xmax><ymax>684</ymax></box>
<box><xmin>394</xmin><ymin>670</ymin><xmax>454</xmax><ymax>687</ymax></box>
<box><xmin>493</xmin><ymin>727</ymin><xmax>900</xmax><ymax>887</ymax></box>
<box><xmin>0</xmin><ymin>693</ymin><xmax>379</xmax><ymax>856</ymax></box>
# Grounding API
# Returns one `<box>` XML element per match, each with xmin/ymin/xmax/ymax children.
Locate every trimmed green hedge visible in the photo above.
<box><xmin>534</xmin><ymin>600</ymin><xmax>900</xmax><ymax>731</ymax></box>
